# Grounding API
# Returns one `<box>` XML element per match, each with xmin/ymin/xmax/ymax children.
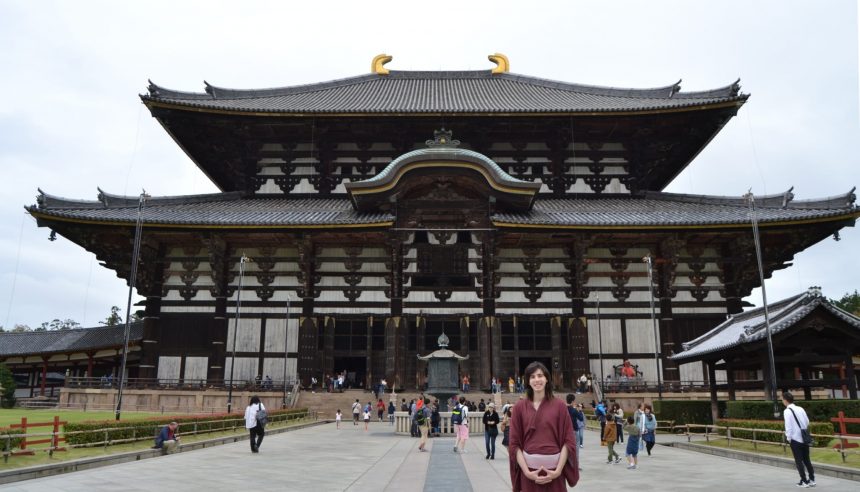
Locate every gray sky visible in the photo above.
<box><xmin>1</xmin><ymin>0</ymin><xmax>858</xmax><ymax>329</ymax></box>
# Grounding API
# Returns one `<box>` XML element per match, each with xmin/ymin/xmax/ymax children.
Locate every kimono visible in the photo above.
<box><xmin>509</xmin><ymin>397</ymin><xmax>579</xmax><ymax>491</ymax></box>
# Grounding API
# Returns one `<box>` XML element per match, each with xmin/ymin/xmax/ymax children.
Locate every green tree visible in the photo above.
<box><xmin>12</xmin><ymin>324</ymin><xmax>30</xmax><ymax>332</ymax></box>
<box><xmin>832</xmin><ymin>290</ymin><xmax>860</xmax><ymax>316</ymax></box>
<box><xmin>0</xmin><ymin>363</ymin><xmax>16</xmax><ymax>408</ymax></box>
<box><xmin>101</xmin><ymin>306</ymin><xmax>123</xmax><ymax>326</ymax></box>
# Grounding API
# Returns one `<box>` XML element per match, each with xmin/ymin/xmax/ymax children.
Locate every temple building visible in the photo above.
<box><xmin>24</xmin><ymin>54</ymin><xmax>858</xmax><ymax>391</ymax></box>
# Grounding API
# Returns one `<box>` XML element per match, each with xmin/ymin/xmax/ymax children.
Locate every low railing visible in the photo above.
<box><xmin>65</xmin><ymin>377</ymin><xmax>299</xmax><ymax>392</ymax></box>
<box><xmin>598</xmin><ymin>379</ymin><xmax>712</xmax><ymax>393</ymax></box>
<box><xmin>393</xmin><ymin>411</ymin><xmax>485</xmax><ymax>436</ymax></box>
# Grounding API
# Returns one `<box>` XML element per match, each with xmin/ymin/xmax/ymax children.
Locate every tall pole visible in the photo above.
<box><xmin>643</xmin><ymin>255</ymin><xmax>663</xmax><ymax>400</ymax></box>
<box><xmin>745</xmin><ymin>191</ymin><xmax>779</xmax><ymax>416</ymax></box>
<box><xmin>596</xmin><ymin>293</ymin><xmax>604</xmax><ymax>399</ymax></box>
<box><xmin>115</xmin><ymin>191</ymin><xmax>148</xmax><ymax>421</ymax></box>
<box><xmin>283</xmin><ymin>296</ymin><xmax>291</xmax><ymax>409</ymax></box>
<box><xmin>226</xmin><ymin>254</ymin><xmax>249</xmax><ymax>414</ymax></box>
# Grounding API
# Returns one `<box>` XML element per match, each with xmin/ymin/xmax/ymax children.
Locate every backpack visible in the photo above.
<box><xmin>256</xmin><ymin>403</ymin><xmax>268</xmax><ymax>428</ymax></box>
<box><xmin>451</xmin><ymin>404</ymin><xmax>463</xmax><ymax>425</ymax></box>
<box><xmin>415</xmin><ymin>408</ymin><xmax>427</xmax><ymax>425</ymax></box>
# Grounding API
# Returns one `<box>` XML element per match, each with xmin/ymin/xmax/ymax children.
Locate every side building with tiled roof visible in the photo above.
<box><xmin>24</xmin><ymin>55</ymin><xmax>859</xmax><ymax>392</ymax></box>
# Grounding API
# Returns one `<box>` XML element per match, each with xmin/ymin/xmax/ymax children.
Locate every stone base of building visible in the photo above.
<box><xmin>58</xmin><ymin>387</ymin><xmax>291</xmax><ymax>413</ymax></box>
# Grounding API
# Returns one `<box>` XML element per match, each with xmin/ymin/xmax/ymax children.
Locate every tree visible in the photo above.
<box><xmin>12</xmin><ymin>324</ymin><xmax>30</xmax><ymax>332</ymax></box>
<box><xmin>101</xmin><ymin>306</ymin><xmax>123</xmax><ymax>326</ymax></box>
<box><xmin>0</xmin><ymin>363</ymin><xmax>16</xmax><ymax>408</ymax></box>
<box><xmin>832</xmin><ymin>290</ymin><xmax>860</xmax><ymax>316</ymax></box>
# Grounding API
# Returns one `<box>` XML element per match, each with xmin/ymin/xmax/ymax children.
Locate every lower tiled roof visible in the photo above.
<box><xmin>0</xmin><ymin>324</ymin><xmax>143</xmax><ymax>357</ymax></box>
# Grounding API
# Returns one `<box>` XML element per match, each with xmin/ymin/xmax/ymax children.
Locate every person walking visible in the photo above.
<box><xmin>782</xmin><ymin>391</ymin><xmax>816</xmax><ymax>488</ymax></box>
<box><xmin>596</xmin><ymin>400</ymin><xmax>607</xmax><ymax>439</ymax></box>
<box><xmin>612</xmin><ymin>403</ymin><xmax>624</xmax><ymax>443</ymax></box>
<box><xmin>245</xmin><ymin>396</ymin><xmax>265</xmax><ymax>453</ymax></box>
<box><xmin>335</xmin><ymin>409</ymin><xmax>342</xmax><ymax>430</ymax></box>
<box><xmin>508</xmin><ymin>376</ymin><xmax>515</xmax><ymax>394</ymax></box>
<box><xmin>363</xmin><ymin>406</ymin><xmax>371</xmax><ymax>431</ymax></box>
<box><xmin>453</xmin><ymin>396</ymin><xmax>470</xmax><ymax>453</ymax></box>
<box><xmin>500</xmin><ymin>406</ymin><xmax>511</xmax><ymax>448</ymax></box>
<box><xmin>623</xmin><ymin>416</ymin><xmax>641</xmax><ymax>469</ymax></box>
<box><xmin>483</xmin><ymin>402</ymin><xmax>500</xmax><ymax>459</ymax></box>
<box><xmin>602</xmin><ymin>415</ymin><xmax>621</xmax><ymax>464</ymax></box>
<box><xmin>575</xmin><ymin>404</ymin><xmax>585</xmax><ymax>449</ymax></box>
<box><xmin>416</xmin><ymin>398</ymin><xmax>432</xmax><ymax>452</ymax></box>
<box><xmin>388</xmin><ymin>400</ymin><xmax>396</xmax><ymax>425</ymax></box>
<box><xmin>642</xmin><ymin>404</ymin><xmax>657</xmax><ymax>455</ymax></box>
<box><xmin>377</xmin><ymin>398</ymin><xmax>385</xmax><ymax>422</ymax></box>
<box><xmin>351</xmin><ymin>399</ymin><xmax>361</xmax><ymax>426</ymax></box>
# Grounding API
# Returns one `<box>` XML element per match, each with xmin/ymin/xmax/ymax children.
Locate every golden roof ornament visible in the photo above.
<box><xmin>488</xmin><ymin>53</ymin><xmax>510</xmax><ymax>74</ymax></box>
<box><xmin>372</xmin><ymin>54</ymin><xmax>393</xmax><ymax>75</ymax></box>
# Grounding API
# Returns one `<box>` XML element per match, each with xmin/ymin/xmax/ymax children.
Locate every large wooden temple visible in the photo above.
<box><xmin>26</xmin><ymin>54</ymin><xmax>858</xmax><ymax>391</ymax></box>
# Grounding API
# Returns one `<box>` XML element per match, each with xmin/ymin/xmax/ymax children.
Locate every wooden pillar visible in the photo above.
<box><xmin>801</xmin><ymin>366</ymin><xmax>812</xmax><ymax>401</ymax></box>
<box><xmin>846</xmin><ymin>354</ymin><xmax>858</xmax><ymax>400</ymax></box>
<box><xmin>707</xmin><ymin>361</ymin><xmax>719</xmax><ymax>424</ymax></box>
<box><xmin>762</xmin><ymin>354</ymin><xmax>774</xmax><ymax>401</ymax></box>
<box><xmin>40</xmin><ymin>357</ymin><xmax>49</xmax><ymax>396</ymax></box>
<box><xmin>86</xmin><ymin>352</ymin><xmax>95</xmax><ymax>379</ymax></box>
<box><xmin>138</xmin><ymin>294</ymin><xmax>162</xmax><ymax>379</ymax></box>
<box><xmin>726</xmin><ymin>363</ymin><xmax>736</xmax><ymax>401</ymax></box>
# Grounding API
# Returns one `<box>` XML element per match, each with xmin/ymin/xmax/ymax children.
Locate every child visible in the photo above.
<box><xmin>336</xmin><ymin>409</ymin><xmax>342</xmax><ymax>429</ymax></box>
<box><xmin>603</xmin><ymin>415</ymin><xmax>621</xmax><ymax>464</ymax></box>
<box><xmin>363</xmin><ymin>407</ymin><xmax>371</xmax><ymax>431</ymax></box>
<box><xmin>623</xmin><ymin>416</ymin><xmax>641</xmax><ymax>469</ymax></box>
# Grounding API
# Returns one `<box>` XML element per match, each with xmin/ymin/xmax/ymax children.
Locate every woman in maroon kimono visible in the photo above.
<box><xmin>509</xmin><ymin>362</ymin><xmax>579</xmax><ymax>491</ymax></box>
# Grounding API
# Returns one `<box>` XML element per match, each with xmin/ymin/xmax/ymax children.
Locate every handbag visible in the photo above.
<box><xmin>523</xmin><ymin>451</ymin><xmax>561</xmax><ymax>471</ymax></box>
<box><xmin>788</xmin><ymin>408</ymin><xmax>813</xmax><ymax>446</ymax></box>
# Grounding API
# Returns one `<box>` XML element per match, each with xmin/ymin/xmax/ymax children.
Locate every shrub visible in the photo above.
<box><xmin>0</xmin><ymin>364</ymin><xmax>16</xmax><ymax>408</ymax></box>
<box><xmin>652</xmin><ymin>400</ymin><xmax>726</xmax><ymax>426</ymax></box>
<box><xmin>0</xmin><ymin>427</ymin><xmax>25</xmax><ymax>451</ymax></box>
<box><xmin>715</xmin><ymin>419</ymin><xmax>832</xmax><ymax>447</ymax></box>
<box><xmin>64</xmin><ymin>408</ymin><xmax>309</xmax><ymax>446</ymax></box>
<box><xmin>726</xmin><ymin>400</ymin><xmax>860</xmax><ymax>434</ymax></box>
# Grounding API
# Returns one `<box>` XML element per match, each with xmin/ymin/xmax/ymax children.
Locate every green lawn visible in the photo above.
<box><xmin>698</xmin><ymin>437</ymin><xmax>860</xmax><ymax>470</ymax></box>
<box><xmin>0</xmin><ymin>409</ymin><xmax>167</xmax><ymax>428</ymax></box>
<box><xmin>0</xmin><ymin>415</ymin><xmax>313</xmax><ymax>470</ymax></box>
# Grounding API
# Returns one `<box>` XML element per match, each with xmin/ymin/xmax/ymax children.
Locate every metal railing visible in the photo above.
<box><xmin>597</xmin><ymin>379</ymin><xmax>712</xmax><ymax>393</ymax></box>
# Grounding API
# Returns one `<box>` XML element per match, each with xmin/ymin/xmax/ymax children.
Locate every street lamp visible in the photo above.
<box><xmin>226</xmin><ymin>254</ymin><xmax>249</xmax><ymax>414</ymax></box>
<box><xmin>643</xmin><ymin>255</ymin><xmax>663</xmax><ymax>400</ymax></box>
<box><xmin>744</xmin><ymin>191</ymin><xmax>779</xmax><ymax>417</ymax></box>
<box><xmin>596</xmin><ymin>292</ymin><xmax>605</xmax><ymax>400</ymax></box>
<box><xmin>116</xmin><ymin>191</ymin><xmax>149</xmax><ymax>421</ymax></box>
<box><xmin>283</xmin><ymin>295</ymin><xmax>291</xmax><ymax>409</ymax></box>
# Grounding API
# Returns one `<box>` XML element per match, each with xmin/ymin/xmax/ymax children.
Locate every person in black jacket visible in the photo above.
<box><xmin>482</xmin><ymin>402</ymin><xmax>500</xmax><ymax>459</ymax></box>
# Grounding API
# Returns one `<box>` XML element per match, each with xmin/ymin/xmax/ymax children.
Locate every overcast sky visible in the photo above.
<box><xmin>0</xmin><ymin>0</ymin><xmax>858</xmax><ymax>329</ymax></box>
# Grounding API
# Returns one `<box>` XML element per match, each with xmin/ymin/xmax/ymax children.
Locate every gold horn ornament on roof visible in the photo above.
<box><xmin>488</xmin><ymin>53</ymin><xmax>510</xmax><ymax>74</ymax></box>
<box><xmin>371</xmin><ymin>54</ymin><xmax>393</xmax><ymax>75</ymax></box>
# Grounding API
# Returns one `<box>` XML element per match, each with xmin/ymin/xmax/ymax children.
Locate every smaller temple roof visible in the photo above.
<box><xmin>0</xmin><ymin>324</ymin><xmax>143</xmax><ymax>357</ymax></box>
<box><xmin>672</xmin><ymin>287</ymin><xmax>860</xmax><ymax>362</ymax></box>
<box><xmin>143</xmin><ymin>70</ymin><xmax>746</xmax><ymax>115</ymax></box>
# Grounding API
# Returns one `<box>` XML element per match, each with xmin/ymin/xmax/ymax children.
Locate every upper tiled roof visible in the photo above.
<box><xmin>672</xmin><ymin>288</ymin><xmax>860</xmax><ymax>362</ymax></box>
<box><xmin>26</xmin><ymin>188</ymin><xmax>857</xmax><ymax>229</ymax></box>
<box><xmin>0</xmin><ymin>324</ymin><xmax>143</xmax><ymax>357</ymax></box>
<box><xmin>142</xmin><ymin>71</ymin><xmax>747</xmax><ymax>114</ymax></box>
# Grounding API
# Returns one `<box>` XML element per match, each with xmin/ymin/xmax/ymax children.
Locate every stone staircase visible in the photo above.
<box><xmin>16</xmin><ymin>396</ymin><xmax>60</xmax><ymax>409</ymax></box>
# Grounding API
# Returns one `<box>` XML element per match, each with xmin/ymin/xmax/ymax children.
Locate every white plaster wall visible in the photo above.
<box><xmin>157</xmin><ymin>356</ymin><xmax>181</xmax><ymax>382</ymax></box>
<box><xmin>224</xmin><ymin>357</ymin><xmax>259</xmax><ymax>383</ymax></box>
<box><xmin>183</xmin><ymin>356</ymin><xmax>208</xmax><ymax>382</ymax></box>
<box><xmin>227</xmin><ymin>318</ymin><xmax>261</xmax><ymax>352</ymax></box>
<box><xmin>679</xmin><ymin>362</ymin><xmax>705</xmax><ymax>383</ymax></box>
<box><xmin>588</xmin><ymin>318</ymin><xmax>622</xmax><ymax>353</ymax></box>
<box><xmin>625</xmin><ymin>318</ymin><xmax>659</xmax><ymax>353</ymax></box>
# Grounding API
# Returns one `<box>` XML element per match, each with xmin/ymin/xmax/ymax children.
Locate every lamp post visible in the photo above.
<box><xmin>643</xmin><ymin>255</ymin><xmax>663</xmax><ymax>400</ymax></box>
<box><xmin>744</xmin><ymin>191</ymin><xmax>779</xmax><ymax>416</ymax></box>
<box><xmin>115</xmin><ymin>191</ymin><xmax>149</xmax><ymax>421</ymax></box>
<box><xmin>596</xmin><ymin>293</ymin><xmax>605</xmax><ymax>400</ymax></box>
<box><xmin>282</xmin><ymin>295</ymin><xmax>291</xmax><ymax>409</ymax></box>
<box><xmin>226</xmin><ymin>254</ymin><xmax>249</xmax><ymax>414</ymax></box>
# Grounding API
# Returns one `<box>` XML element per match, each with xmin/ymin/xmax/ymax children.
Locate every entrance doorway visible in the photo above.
<box><xmin>333</xmin><ymin>357</ymin><xmax>367</xmax><ymax>389</ymax></box>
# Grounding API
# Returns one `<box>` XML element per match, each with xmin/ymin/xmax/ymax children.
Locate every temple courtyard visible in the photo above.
<box><xmin>1</xmin><ymin>422</ymin><xmax>857</xmax><ymax>491</ymax></box>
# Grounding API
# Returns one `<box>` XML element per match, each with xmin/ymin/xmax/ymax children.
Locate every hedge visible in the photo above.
<box><xmin>715</xmin><ymin>419</ymin><xmax>833</xmax><ymax>447</ymax></box>
<box><xmin>64</xmin><ymin>408</ymin><xmax>309</xmax><ymax>446</ymax></box>
<box><xmin>726</xmin><ymin>400</ymin><xmax>860</xmax><ymax>434</ymax></box>
<box><xmin>0</xmin><ymin>427</ymin><xmax>25</xmax><ymax>451</ymax></box>
<box><xmin>652</xmin><ymin>400</ymin><xmax>727</xmax><ymax>426</ymax></box>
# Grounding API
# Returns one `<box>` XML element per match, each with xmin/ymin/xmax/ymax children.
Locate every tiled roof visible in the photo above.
<box><xmin>27</xmin><ymin>189</ymin><xmax>857</xmax><ymax>228</ymax></box>
<box><xmin>142</xmin><ymin>71</ymin><xmax>747</xmax><ymax>114</ymax></box>
<box><xmin>0</xmin><ymin>324</ymin><xmax>143</xmax><ymax>357</ymax></box>
<box><xmin>494</xmin><ymin>190</ymin><xmax>858</xmax><ymax>227</ymax></box>
<box><xmin>28</xmin><ymin>192</ymin><xmax>394</xmax><ymax>227</ymax></box>
<box><xmin>672</xmin><ymin>288</ymin><xmax>860</xmax><ymax>362</ymax></box>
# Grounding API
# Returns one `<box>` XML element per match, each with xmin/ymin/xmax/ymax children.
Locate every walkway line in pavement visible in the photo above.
<box><xmin>424</xmin><ymin>438</ymin><xmax>471</xmax><ymax>492</ymax></box>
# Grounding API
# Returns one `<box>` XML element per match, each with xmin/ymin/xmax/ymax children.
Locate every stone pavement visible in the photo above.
<box><xmin>1</xmin><ymin>423</ymin><xmax>857</xmax><ymax>491</ymax></box>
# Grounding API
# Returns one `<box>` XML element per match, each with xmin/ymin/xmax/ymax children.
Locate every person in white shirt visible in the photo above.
<box><xmin>782</xmin><ymin>391</ymin><xmax>815</xmax><ymax>488</ymax></box>
<box><xmin>245</xmin><ymin>395</ymin><xmax>266</xmax><ymax>453</ymax></box>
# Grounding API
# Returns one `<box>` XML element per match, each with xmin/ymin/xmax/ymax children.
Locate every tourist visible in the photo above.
<box><xmin>335</xmin><ymin>409</ymin><xmax>342</xmax><ymax>429</ymax></box>
<box><xmin>508</xmin><ymin>376</ymin><xmax>515</xmax><ymax>394</ymax></box>
<box><xmin>612</xmin><ymin>403</ymin><xmax>624</xmax><ymax>443</ymax></box>
<box><xmin>782</xmin><ymin>391</ymin><xmax>816</xmax><ymax>488</ymax></box>
<box><xmin>602</xmin><ymin>413</ymin><xmax>620</xmax><ymax>464</ymax></box>
<box><xmin>623</xmin><ymin>416</ymin><xmax>641</xmax><ymax>469</ymax></box>
<box><xmin>483</xmin><ymin>401</ymin><xmax>500</xmax><ymax>460</ymax></box>
<box><xmin>453</xmin><ymin>396</ymin><xmax>469</xmax><ymax>453</ymax></box>
<box><xmin>500</xmin><ymin>406</ymin><xmax>511</xmax><ymax>447</ymax></box>
<box><xmin>245</xmin><ymin>396</ymin><xmax>265</xmax><ymax>453</ymax></box>
<box><xmin>153</xmin><ymin>421</ymin><xmax>180</xmax><ymax>454</ymax></box>
<box><xmin>376</xmin><ymin>398</ymin><xmax>385</xmax><ymax>422</ymax></box>
<box><xmin>416</xmin><ymin>398</ymin><xmax>431</xmax><ymax>452</ymax></box>
<box><xmin>388</xmin><ymin>400</ymin><xmax>396</xmax><ymax>425</ymax></box>
<box><xmin>565</xmin><ymin>394</ymin><xmax>581</xmax><ymax>468</ymax></box>
<box><xmin>430</xmin><ymin>404</ymin><xmax>441</xmax><ymax>437</ymax></box>
<box><xmin>508</xmin><ymin>362</ymin><xmax>578</xmax><ymax>491</ymax></box>
<box><xmin>363</xmin><ymin>406</ymin><xmax>371</xmax><ymax>431</ymax></box>
<box><xmin>595</xmin><ymin>400</ymin><xmax>607</xmax><ymax>439</ymax></box>
<box><xmin>478</xmin><ymin>398</ymin><xmax>486</xmax><ymax>412</ymax></box>
<box><xmin>575</xmin><ymin>404</ymin><xmax>586</xmax><ymax>449</ymax></box>
<box><xmin>491</xmin><ymin>376</ymin><xmax>498</xmax><ymax>394</ymax></box>
<box><xmin>401</xmin><ymin>398</ymin><xmax>409</xmax><ymax>412</ymax></box>
<box><xmin>642</xmin><ymin>404</ymin><xmax>657</xmax><ymax>455</ymax></box>
<box><xmin>578</xmin><ymin>373</ymin><xmax>588</xmax><ymax>393</ymax></box>
<box><xmin>352</xmin><ymin>399</ymin><xmax>361</xmax><ymax>425</ymax></box>
<box><xmin>410</xmin><ymin>399</ymin><xmax>419</xmax><ymax>437</ymax></box>
<box><xmin>381</xmin><ymin>378</ymin><xmax>388</xmax><ymax>394</ymax></box>
<box><xmin>463</xmin><ymin>374</ymin><xmax>470</xmax><ymax>393</ymax></box>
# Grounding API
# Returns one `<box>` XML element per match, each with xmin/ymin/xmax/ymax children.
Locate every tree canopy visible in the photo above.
<box><xmin>832</xmin><ymin>290</ymin><xmax>860</xmax><ymax>316</ymax></box>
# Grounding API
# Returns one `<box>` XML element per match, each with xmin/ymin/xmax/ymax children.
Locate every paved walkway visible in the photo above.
<box><xmin>1</xmin><ymin>424</ymin><xmax>857</xmax><ymax>491</ymax></box>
